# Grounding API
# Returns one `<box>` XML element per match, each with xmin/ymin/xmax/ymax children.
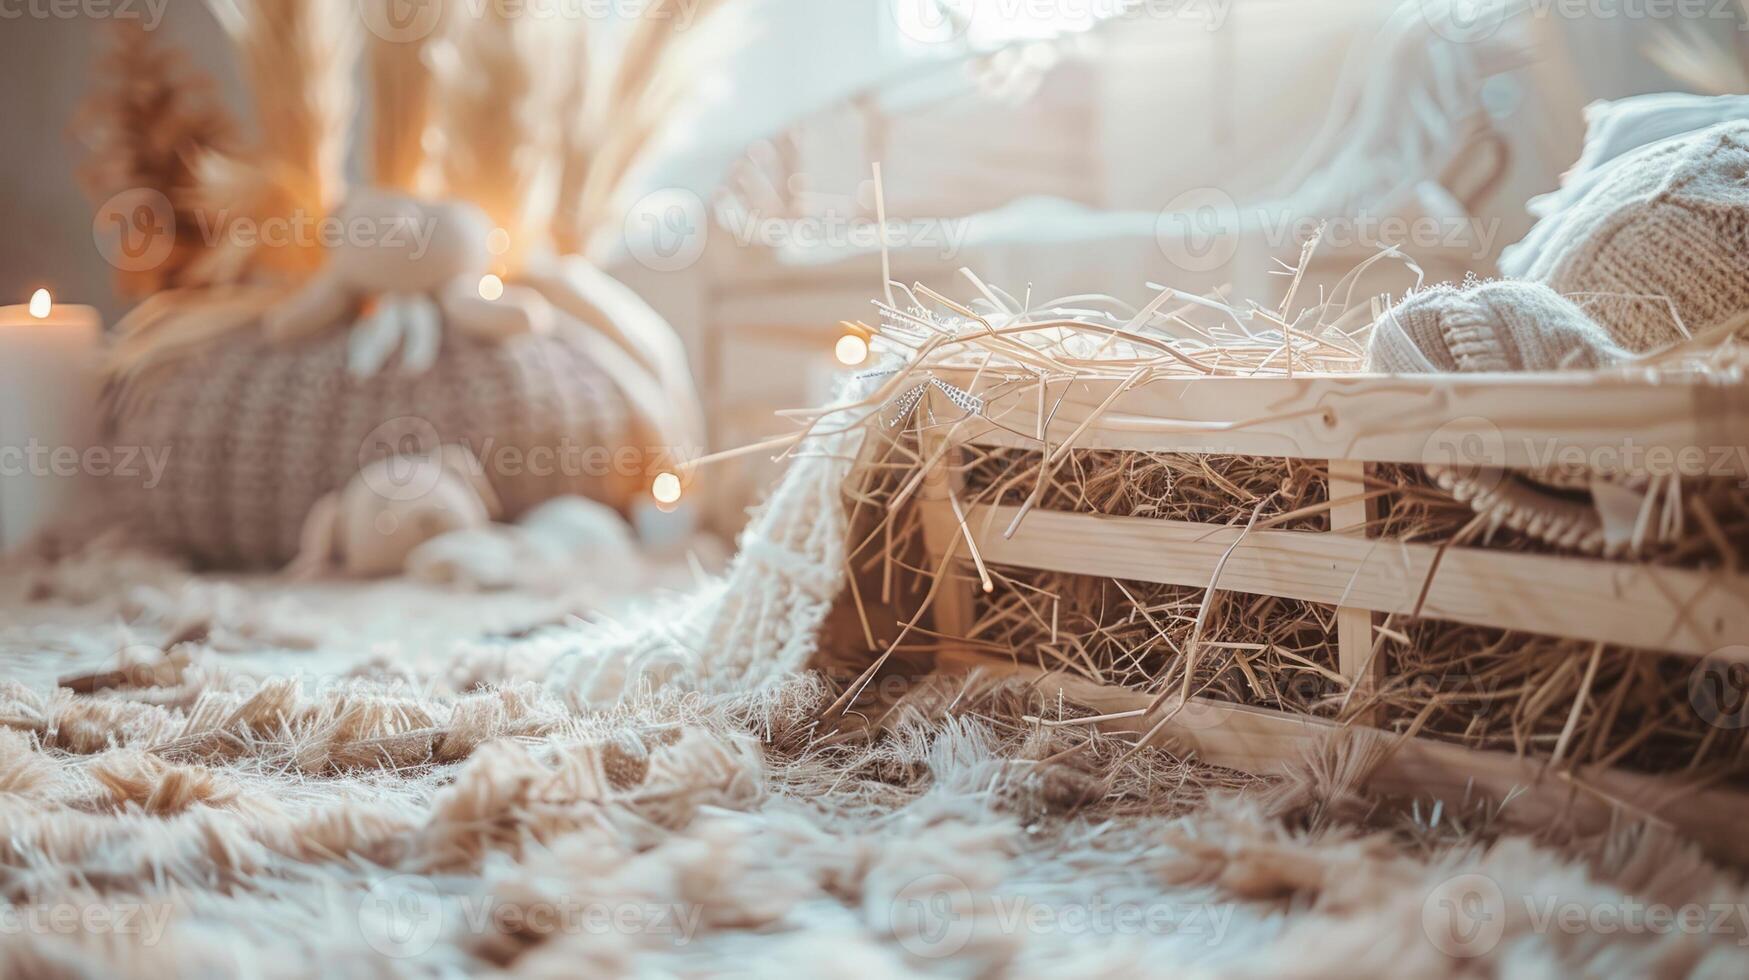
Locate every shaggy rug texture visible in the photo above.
<box><xmin>5</xmin><ymin>423</ymin><xmax>1749</xmax><ymax>977</ymax></box>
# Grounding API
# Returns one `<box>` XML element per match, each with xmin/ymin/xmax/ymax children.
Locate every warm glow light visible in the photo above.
<box><xmin>477</xmin><ymin>274</ymin><xmax>505</xmax><ymax>301</ymax></box>
<box><xmin>28</xmin><ymin>289</ymin><xmax>51</xmax><ymax>319</ymax></box>
<box><xmin>486</xmin><ymin>228</ymin><xmax>511</xmax><ymax>255</ymax></box>
<box><xmin>651</xmin><ymin>471</ymin><xmax>683</xmax><ymax>505</ymax></box>
<box><xmin>834</xmin><ymin>333</ymin><xmax>869</xmax><ymax>366</ymax></box>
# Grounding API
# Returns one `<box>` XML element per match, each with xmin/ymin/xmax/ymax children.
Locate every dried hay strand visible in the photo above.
<box><xmin>962</xmin><ymin>567</ymin><xmax>1341</xmax><ymax>715</ymax></box>
<box><xmin>964</xmin><ymin>448</ymin><xmax>1331</xmax><ymax>532</ymax></box>
<box><xmin>1371</xmin><ymin>623</ymin><xmax>1746</xmax><ymax>775</ymax></box>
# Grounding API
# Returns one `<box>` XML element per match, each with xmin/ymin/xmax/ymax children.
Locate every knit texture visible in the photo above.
<box><xmin>1366</xmin><ymin>279</ymin><xmax>1629</xmax><ymax>373</ymax></box>
<box><xmin>109</xmin><ymin>318</ymin><xmax>630</xmax><ymax>569</ymax></box>
<box><xmin>1366</xmin><ymin>278</ymin><xmax>1628</xmax><ymax>555</ymax></box>
<box><xmin>1510</xmin><ymin>120</ymin><xmax>1749</xmax><ymax>351</ymax></box>
<box><xmin>557</xmin><ymin>386</ymin><xmax>873</xmax><ymax>703</ymax></box>
<box><xmin>1508</xmin><ymin>94</ymin><xmax>1749</xmax><ymax>234</ymax></box>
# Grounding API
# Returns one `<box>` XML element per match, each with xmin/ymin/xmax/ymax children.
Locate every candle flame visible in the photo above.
<box><xmin>651</xmin><ymin>471</ymin><xmax>683</xmax><ymax>505</ymax></box>
<box><xmin>478</xmin><ymin>274</ymin><xmax>505</xmax><ymax>301</ymax></box>
<box><xmin>28</xmin><ymin>289</ymin><xmax>51</xmax><ymax>319</ymax></box>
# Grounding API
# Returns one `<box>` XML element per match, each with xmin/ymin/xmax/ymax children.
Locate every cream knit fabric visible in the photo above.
<box><xmin>1366</xmin><ymin>279</ymin><xmax>1630</xmax><ymax>554</ymax></box>
<box><xmin>1503</xmin><ymin>94</ymin><xmax>1749</xmax><ymax>255</ymax></box>
<box><xmin>1359</xmin><ymin>117</ymin><xmax>1749</xmax><ymax>556</ymax></box>
<box><xmin>1509</xmin><ymin>120</ymin><xmax>1749</xmax><ymax>352</ymax></box>
<box><xmin>1366</xmin><ymin>279</ymin><xmax>1630</xmax><ymax>373</ymax></box>
<box><xmin>557</xmin><ymin>384</ymin><xmax>873</xmax><ymax>702</ymax></box>
<box><xmin>1369</xmin><ymin>117</ymin><xmax>1749</xmax><ymax>371</ymax></box>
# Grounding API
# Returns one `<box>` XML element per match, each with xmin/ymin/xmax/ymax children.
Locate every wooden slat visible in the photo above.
<box><xmin>919</xmin><ymin>429</ymin><xmax>975</xmax><ymax>639</ymax></box>
<box><xmin>922</xmin><ymin>502</ymin><xmax>1749</xmax><ymax>657</ymax></box>
<box><xmin>938</xmin><ymin>651</ymin><xmax>1749</xmax><ymax>867</ymax></box>
<box><xmin>1328</xmin><ymin>458</ymin><xmax>1382</xmax><ymax>722</ymax></box>
<box><xmin>941</xmin><ymin>371</ymin><xmax>1749</xmax><ymax>474</ymax></box>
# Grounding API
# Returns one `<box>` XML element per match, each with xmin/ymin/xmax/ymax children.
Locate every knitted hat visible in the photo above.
<box><xmin>1508</xmin><ymin>120</ymin><xmax>1749</xmax><ymax>352</ymax></box>
<box><xmin>1366</xmin><ymin>279</ymin><xmax>1629</xmax><ymax>373</ymax></box>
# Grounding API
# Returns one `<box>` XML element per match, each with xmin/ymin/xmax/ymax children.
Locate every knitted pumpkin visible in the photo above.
<box><xmin>110</xmin><ymin>315</ymin><xmax>634</xmax><ymax>568</ymax></box>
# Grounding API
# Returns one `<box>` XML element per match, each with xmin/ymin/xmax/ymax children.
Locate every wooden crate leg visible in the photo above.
<box><xmin>920</xmin><ymin>432</ymin><xmax>975</xmax><ymax>645</ymax></box>
<box><xmin>1329</xmin><ymin>458</ymin><xmax>1382</xmax><ymax>726</ymax></box>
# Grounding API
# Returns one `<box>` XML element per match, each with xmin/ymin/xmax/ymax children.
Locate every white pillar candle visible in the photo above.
<box><xmin>0</xmin><ymin>290</ymin><xmax>103</xmax><ymax>553</ymax></box>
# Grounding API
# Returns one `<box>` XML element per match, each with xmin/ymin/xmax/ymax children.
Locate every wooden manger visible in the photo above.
<box><xmin>909</xmin><ymin>367</ymin><xmax>1749</xmax><ymax>863</ymax></box>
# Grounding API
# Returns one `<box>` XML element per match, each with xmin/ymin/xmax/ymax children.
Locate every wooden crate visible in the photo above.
<box><xmin>914</xmin><ymin>367</ymin><xmax>1749</xmax><ymax>863</ymax></box>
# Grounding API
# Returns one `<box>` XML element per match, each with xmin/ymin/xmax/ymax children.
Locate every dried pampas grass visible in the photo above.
<box><xmin>74</xmin><ymin>22</ymin><xmax>237</xmax><ymax>297</ymax></box>
<box><xmin>427</xmin><ymin>5</ymin><xmax>572</xmax><ymax>264</ymax></box>
<box><xmin>549</xmin><ymin>26</ymin><xmax>595</xmax><ymax>255</ymax></box>
<box><xmin>365</xmin><ymin>0</ymin><xmax>443</xmax><ymax>192</ymax></box>
<box><xmin>195</xmin><ymin>0</ymin><xmax>360</xmax><ymax>282</ymax></box>
<box><xmin>78</xmin><ymin>0</ymin><xmax>749</xmax><ymax>324</ymax></box>
<box><xmin>566</xmin><ymin>0</ymin><xmax>743</xmax><ymax>253</ymax></box>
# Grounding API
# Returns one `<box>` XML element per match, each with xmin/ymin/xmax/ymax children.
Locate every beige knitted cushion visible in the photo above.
<box><xmin>1510</xmin><ymin>120</ymin><xmax>1749</xmax><ymax>352</ymax></box>
<box><xmin>110</xmin><ymin>318</ymin><xmax>632</xmax><ymax>568</ymax></box>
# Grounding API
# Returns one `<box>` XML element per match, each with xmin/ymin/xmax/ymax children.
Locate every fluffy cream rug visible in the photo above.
<box><xmin>5</xmin><ymin>434</ymin><xmax>1749</xmax><ymax>977</ymax></box>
